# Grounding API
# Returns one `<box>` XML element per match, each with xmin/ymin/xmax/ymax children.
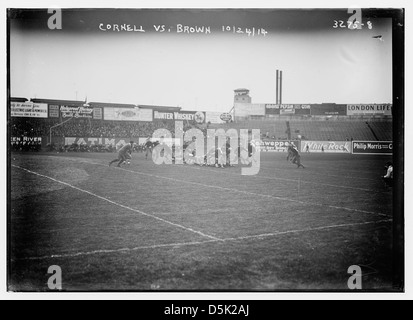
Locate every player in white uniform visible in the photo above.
<box><xmin>382</xmin><ymin>161</ymin><xmax>393</xmax><ymax>187</ymax></box>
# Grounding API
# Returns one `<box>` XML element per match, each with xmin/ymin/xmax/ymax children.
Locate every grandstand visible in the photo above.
<box><xmin>288</xmin><ymin>119</ymin><xmax>392</xmax><ymax>141</ymax></box>
<box><xmin>208</xmin><ymin>118</ymin><xmax>392</xmax><ymax>142</ymax></box>
<box><xmin>9</xmin><ymin>94</ymin><xmax>393</xmax><ymax>153</ymax></box>
<box><xmin>368</xmin><ymin>120</ymin><xmax>393</xmax><ymax>141</ymax></box>
<box><xmin>10</xmin><ymin>116</ymin><xmax>392</xmax><ymax>143</ymax></box>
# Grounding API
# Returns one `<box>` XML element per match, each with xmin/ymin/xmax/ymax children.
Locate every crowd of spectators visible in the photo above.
<box><xmin>45</xmin><ymin>142</ymin><xmax>117</xmax><ymax>153</ymax></box>
<box><xmin>45</xmin><ymin>142</ymin><xmax>148</xmax><ymax>153</ymax></box>
<box><xmin>11</xmin><ymin>118</ymin><xmax>209</xmax><ymax>153</ymax></box>
<box><xmin>11</xmin><ymin>141</ymin><xmax>42</xmax><ymax>152</ymax></box>
<box><xmin>10</xmin><ymin>119</ymin><xmax>56</xmax><ymax>137</ymax></box>
<box><xmin>10</xmin><ymin>118</ymin><xmax>184</xmax><ymax>138</ymax></box>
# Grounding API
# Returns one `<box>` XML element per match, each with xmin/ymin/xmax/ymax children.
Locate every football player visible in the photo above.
<box><xmin>382</xmin><ymin>161</ymin><xmax>393</xmax><ymax>187</ymax></box>
<box><xmin>109</xmin><ymin>141</ymin><xmax>134</xmax><ymax>167</ymax></box>
<box><xmin>144</xmin><ymin>138</ymin><xmax>154</xmax><ymax>160</ymax></box>
<box><xmin>288</xmin><ymin>143</ymin><xmax>305</xmax><ymax>168</ymax></box>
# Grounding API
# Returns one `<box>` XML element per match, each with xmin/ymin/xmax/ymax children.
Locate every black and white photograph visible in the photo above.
<box><xmin>6</xmin><ymin>4</ymin><xmax>405</xmax><ymax>296</ymax></box>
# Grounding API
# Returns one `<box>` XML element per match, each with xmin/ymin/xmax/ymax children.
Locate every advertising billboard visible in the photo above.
<box><xmin>65</xmin><ymin>137</ymin><xmax>132</xmax><ymax>148</ymax></box>
<box><xmin>352</xmin><ymin>141</ymin><xmax>393</xmax><ymax>154</ymax></box>
<box><xmin>310</xmin><ymin>104</ymin><xmax>347</xmax><ymax>116</ymax></box>
<box><xmin>347</xmin><ymin>104</ymin><xmax>392</xmax><ymax>116</ymax></box>
<box><xmin>11</xmin><ymin>136</ymin><xmax>42</xmax><ymax>144</ymax></box>
<box><xmin>301</xmin><ymin>141</ymin><xmax>351</xmax><ymax>153</ymax></box>
<box><xmin>234</xmin><ymin>103</ymin><xmax>265</xmax><ymax>117</ymax></box>
<box><xmin>93</xmin><ymin>107</ymin><xmax>103</xmax><ymax>120</ymax></box>
<box><xmin>11</xmin><ymin>102</ymin><xmax>48</xmax><ymax>118</ymax></box>
<box><xmin>265</xmin><ymin>104</ymin><xmax>311</xmax><ymax>115</ymax></box>
<box><xmin>60</xmin><ymin>105</ymin><xmax>94</xmax><ymax>118</ymax></box>
<box><xmin>48</xmin><ymin>105</ymin><xmax>60</xmax><ymax>118</ymax></box>
<box><xmin>104</xmin><ymin>107</ymin><xmax>153</xmax><ymax>121</ymax></box>
<box><xmin>257</xmin><ymin>140</ymin><xmax>300</xmax><ymax>152</ymax></box>
<box><xmin>205</xmin><ymin>111</ymin><xmax>232</xmax><ymax>124</ymax></box>
<box><xmin>153</xmin><ymin>110</ymin><xmax>206</xmax><ymax>123</ymax></box>
<box><xmin>265</xmin><ymin>104</ymin><xmax>280</xmax><ymax>115</ymax></box>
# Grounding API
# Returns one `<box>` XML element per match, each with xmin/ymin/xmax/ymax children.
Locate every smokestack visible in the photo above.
<box><xmin>276</xmin><ymin>70</ymin><xmax>279</xmax><ymax>104</ymax></box>
<box><xmin>280</xmin><ymin>70</ymin><xmax>282</xmax><ymax>104</ymax></box>
<box><xmin>276</xmin><ymin>69</ymin><xmax>283</xmax><ymax>104</ymax></box>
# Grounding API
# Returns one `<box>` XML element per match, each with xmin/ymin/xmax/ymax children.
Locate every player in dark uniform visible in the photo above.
<box><xmin>109</xmin><ymin>141</ymin><xmax>134</xmax><ymax>167</ymax></box>
<box><xmin>287</xmin><ymin>145</ymin><xmax>295</xmax><ymax>162</ymax></box>
<box><xmin>248</xmin><ymin>140</ymin><xmax>256</xmax><ymax>157</ymax></box>
<box><xmin>144</xmin><ymin>138</ymin><xmax>154</xmax><ymax>160</ymax></box>
<box><xmin>225</xmin><ymin>139</ymin><xmax>234</xmax><ymax>166</ymax></box>
<box><xmin>287</xmin><ymin>144</ymin><xmax>305</xmax><ymax>168</ymax></box>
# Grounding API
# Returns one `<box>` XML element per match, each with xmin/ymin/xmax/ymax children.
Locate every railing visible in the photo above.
<box><xmin>49</xmin><ymin>117</ymin><xmax>73</xmax><ymax>144</ymax></box>
<box><xmin>234</xmin><ymin>115</ymin><xmax>392</xmax><ymax>122</ymax></box>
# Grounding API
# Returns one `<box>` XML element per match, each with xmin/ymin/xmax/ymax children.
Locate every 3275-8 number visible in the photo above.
<box><xmin>333</xmin><ymin>20</ymin><xmax>346</xmax><ymax>28</ymax></box>
<box><xmin>333</xmin><ymin>20</ymin><xmax>361</xmax><ymax>29</ymax></box>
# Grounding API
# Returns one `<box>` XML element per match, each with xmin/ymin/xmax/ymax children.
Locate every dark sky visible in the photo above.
<box><xmin>8</xmin><ymin>8</ymin><xmax>400</xmax><ymax>34</ymax></box>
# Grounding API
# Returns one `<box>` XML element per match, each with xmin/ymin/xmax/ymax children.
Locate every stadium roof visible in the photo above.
<box><xmin>88</xmin><ymin>102</ymin><xmax>137</xmax><ymax>108</ymax></box>
<box><xmin>30</xmin><ymin>98</ymin><xmax>86</xmax><ymax>105</ymax></box>
<box><xmin>138</xmin><ymin>105</ymin><xmax>181</xmax><ymax>111</ymax></box>
<box><xmin>10</xmin><ymin>97</ymin><xmax>29</xmax><ymax>102</ymax></box>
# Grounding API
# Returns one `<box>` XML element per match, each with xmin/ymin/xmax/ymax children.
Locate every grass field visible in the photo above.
<box><xmin>8</xmin><ymin>150</ymin><xmax>395</xmax><ymax>291</ymax></box>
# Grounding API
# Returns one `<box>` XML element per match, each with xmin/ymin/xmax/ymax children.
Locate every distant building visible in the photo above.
<box><xmin>233</xmin><ymin>88</ymin><xmax>252</xmax><ymax>104</ymax></box>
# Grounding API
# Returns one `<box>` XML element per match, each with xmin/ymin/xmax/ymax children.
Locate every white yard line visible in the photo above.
<box><xmin>11</xmin><ymin>159</ymin><xmax>392</xmax><ymax>261</ymax></box>
<box><xmin>177</xmin><ymin>163</ymin><xmax>376</xmax><ymax>192</ymax></box>
<box><xmin>259</xmin><ymin>164</ymin><xmax>379</xmax><ymax>182</ymax></box>
<box><xmin>220</xmin><ymin>219</ymin><xmax>393</xmax><ymax>241</ymax></box>
<box><xmin>98</xmin><ymin>163</ymin><xmax>390</xmax><ymax>218</ymax></box>
<box><xmin>23</xmin><ymin>239</ymin><xmax>219</xmax><ymax>260</ymax></box>
<box><xmin>12</xmin><ymin>165</ymin><xmax>221</xmax><ymax>242</ymax></box>
<box><xmin>17</xmin><ymin>155</ymin><xmax>390</xmax><ymax>216</ymax></box>
<box><xmin>20</xmin><ymin>219</ymin><xmax>392</xmax><ymax>260</ymax></box>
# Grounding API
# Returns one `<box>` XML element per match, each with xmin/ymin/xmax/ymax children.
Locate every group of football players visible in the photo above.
<box><xmin>108</xmin><ymin>137</ymin><xmax>258</xmax><ymax>169</ymax></box>
<box><xmin>109</xmin><ymin>138</ymin><xmax>307</xmax><ymax>169</ymax></box>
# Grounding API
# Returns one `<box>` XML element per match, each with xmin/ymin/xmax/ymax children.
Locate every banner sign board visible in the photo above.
<box><xmin>11</xmin><ymin>102</ymin><xmax>48</xmax><ymax>118</ymax></box>
<box><xmin>205</xmin><ymin>111</ymin><xmax>232</xmax><ymax>124</ymax></box>
<box><xmin>60</xmin><ymin>105</ymin><xmax>94</xmax><ymax>118</ymax></box>
<box><xmin>280</xmin><ymin>108</ymin><xmax>295</xmax><ymax>115</ymax></box>
<box><xmin>310</xmin><ymin>104</ymin><xmax>347</xmax><ymax>116</ymax></box>
<box><xmin>11</xmin><ymin>136</ymin><xmax>42</xmax><ymax>144</ymax></box>
<box><xmin>265</xmin><ymin>104</ymin><xmax>280</xmax><ymax>114</ymax></box>
<box><xmin>257</xmin><ymin>140</ymin><xmax>300</xmax><ymax>152</ymax></box>
<box><xmin>352</xmin><ymin>141</ymin><xmax>393</xmax><ymax>154</ymax></box>
<box><xmin>48</xmin><ymin>105</ymin><xmax>60</xmax><ymax>118</ymax></box>
<box><xmin>265</xmin><ymin>104</ymin><xmax>311</xmax><ymax>115</ymax></box>
<box><xmin>65</xmin><ymin>137</ymin><xmax>132</xmax><ymax>148</ymax></box>
<box><xmin>104</xmin><ymin>107</ymin><xmax>153</xmax><ymax>121</ymax></box>
<box><xmin>301</xmin><ymin>141</ymin><xmax>351</xmax><ymax>153</ymax></box>
<box><xmin>93</xmin><ymin>107</ymin><xmax>103</xmax><ymax>120</ymax></box>
<box><xmin>65</xmin><ymin>137</ymin><xmax>181</xmax><ymax>148</ymax></box>
<box><xmin>153</xmin><ymin>110</ymin><xmax>206</xmax><ymax>123</ymax></box>
<box><xmin>234</xmin><ymin>103</ymin><xmax>265</xmax><ymax>117</ymax></box>
<box><xmin>347</xmin><ymin>104</ymin><xmax>392</xmax><ymax>116</ymax></box>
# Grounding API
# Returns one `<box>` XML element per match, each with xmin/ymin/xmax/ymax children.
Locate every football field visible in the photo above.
<box><xmin>9</xmin><ymin>151</ymin><xmax>395</xmax><ymax>291</ymax></box>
